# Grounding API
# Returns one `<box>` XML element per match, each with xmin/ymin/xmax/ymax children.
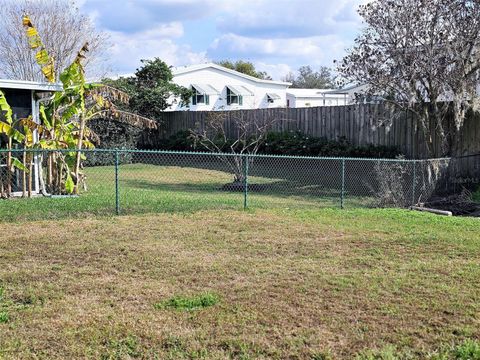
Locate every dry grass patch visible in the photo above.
<box><xmin>0</xmin><ymin>209</ymin><xmax>479</xmax><ymax>359</ymax></box>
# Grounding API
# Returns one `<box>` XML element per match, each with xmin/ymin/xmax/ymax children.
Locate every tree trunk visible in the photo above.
<box><xmin>28</xmin><ymin>153</ymin><xmax>33</xmax><ymax>198</ymax></box>
<box><xmin>6</xmin><ymin>138</ymin><xmax>12</xmax><ymax>197</ymax></box>
<box><xmin>22</xmin><ymin>150</ymin><xmax>27</xmax><ymax>197</ymax></box>
<box><xmin>48</xmin><ymin>152</ymin><xmax>53</xmax><ymax>190</ymax></box>
<box><xmin>74</xmin><ymin>114</ymin><xmax>86</xmax><ymax>194</ymax></box>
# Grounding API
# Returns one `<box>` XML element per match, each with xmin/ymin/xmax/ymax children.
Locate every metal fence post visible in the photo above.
<box><xmin>243</xmin><ymin>154</ymin><xmax>249</xmax><ymax>210</ymax></box>
<box><xmin>341</xmin><ymin>158</ymin><xmax>345</xmax><ymax>209</ymax></box>
<box><xmin>115</xmin><ymin>149</ymin><xmax>120</xmax><ymax>215</ymax></box>
<box><xmin>412</xmin><ymin>160</ymin><xmax>417</xmax><ymax>206</ymax></box>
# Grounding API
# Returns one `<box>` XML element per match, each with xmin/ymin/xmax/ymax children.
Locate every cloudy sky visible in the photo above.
<box><xmin>79</xmin><ymin>0</ymin><xmax>367</xmax><ymax>80</ymax></box>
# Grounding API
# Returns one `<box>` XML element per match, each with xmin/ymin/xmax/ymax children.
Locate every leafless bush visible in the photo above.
<box><xmin>374</xmin><ymin>157</ymin><xmax>411</xmax><ymax>207</ymax></box>
<box><xmin>190</xmin><ymin>110</ymin><xmax>286</xmax><ymax>184</ymax></box>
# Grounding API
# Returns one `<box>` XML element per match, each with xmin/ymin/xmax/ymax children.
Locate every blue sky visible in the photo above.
<box><xmin>79</xmin><ymin>0</ymin><xmax>367</xmax><ymax>80</ymax></box>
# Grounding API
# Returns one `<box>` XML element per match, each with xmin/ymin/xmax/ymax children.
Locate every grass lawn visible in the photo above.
<box><xmin>0</xmin><ymin>163</ymin><xmax>364</xmax><ymax>222</ymax></box>
<box><xmin>0</xmin><ymin>207</ymin><xmax>479</xmax><ymax>359</ymax></box>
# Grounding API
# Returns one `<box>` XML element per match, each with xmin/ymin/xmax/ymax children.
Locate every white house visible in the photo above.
<box><xmin>285</xmin><ymin>84</ymin><xmax>373</xmax><ymax>108</ymax></box>
<box><xmin>286</xmin><ymin>89</ymin><xmax>349</xmax><ymax>108</ymax></box>
<box><xmin>167</xmin><ymin>63</ymin><xmax>291</xmax><ymax>111</ymax></box>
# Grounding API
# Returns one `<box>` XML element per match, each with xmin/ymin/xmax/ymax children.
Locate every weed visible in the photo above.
<box><xmin>0</xmin><ymin>311</ymin><xmax>9</xmax><ymax>324</ymax></box>
<box><xmin>154</xmin><ymin>292</ymin><xmax>219</xmax><ymax>311</ymax></box>
<box><xmin>101</xmin><ymin>335</ymin><xmax>140</xmax><ymax>359</ymax></box>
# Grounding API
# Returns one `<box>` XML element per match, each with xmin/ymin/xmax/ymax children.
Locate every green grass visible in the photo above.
<box><xmin>357</xmin><ymin>340</ymin><xmax>480</xmax><ymax>360</ymax></box>
<box><xmin>0</xmin><ymin>163</ymin><xmax>371</xmax><ymax>222</ymax></box>
<box><xmin>154</xmin><ymin>292</ymin><xmax>220</xmax><ymax>311</ymax></box>
<box><xmin>0</xmin><ymin>207</ymin><xmax>479</xmax><ymax>358</ymax></box>
<box><xmin>1</xmin><ymin>163</ymin><xmax>479</xmax><ymax>358</ymax></box>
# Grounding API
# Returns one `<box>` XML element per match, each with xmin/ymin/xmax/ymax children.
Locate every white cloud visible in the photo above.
<box><xmin>106</xmin><ymin>24</ymin><xmax>207</xmax><ymax>75</ymax></box>
<box><xmin>82</xmin><ymin>0</ymin><xmax>222</xmax><ymax>33</ymax></box>
<box><xmin>216</xmin><ymin>0</ymin><xmax>364</xmax><ymax>38</ymax></box>
<box><xmin>79</xmin><ymin>0</ymin><xmax>367</xmax><ymax>79</ymax></box>
<box><xmin>208</xmin><ymin>33</ymin><xmax>348</xmax><ymax>67</ymax></box>
<box><xmin>253</xmin><ymin>62</ymin><xmax>293</xmax><ymax>81</ymax></box>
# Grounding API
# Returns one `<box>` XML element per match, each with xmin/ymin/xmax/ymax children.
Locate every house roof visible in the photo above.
<box><xmin>0</xmin><ymin>78</ymin><xmax>62</xmax><ymax>92</ymax></box>
<box><xmin>192</xmin><ymin>83</ymin><xmax>220</xmax><ymax>95</ymax></box>
<box><xmin>172</xmin><ymin>63</ymin><xmax>291</xmax><ymax>87</ymax></box>
<box><xmin>287</xmin><ymin>88</ymin><xmax>348</xmax><ymax>98</ymax></box>
<box><xmin>227</xmin><ymin>84</ymin><xmax>254</xmax><ymax>96</ymax></box>
<box><xmin>332</xmin><ymin>83</ymin><xmax>368</xmax><ymax>93</ymax></box>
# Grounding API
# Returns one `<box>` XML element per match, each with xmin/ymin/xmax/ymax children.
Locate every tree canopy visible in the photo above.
<box><xmin>283</xmin><ymin>66</ymin><xmax>335</xmax><ymax>89</ymax></box>
<box><xmin>216</xmin><ymin>60</ymin><xmax>272</xmax><ymax>80</ymax></box>
<box><xmin>103</xmin><ymin>58</ymin><xmax>192</xmax><ymax>120</ymax></box>
<box><xmin>338</xmin><ymin>0</ymin><xmax>480</xmax><ymax>155</ymax></box>
<box><xmin>0</xmin><ymin>0</ymin><xmax>108</xmax><ymax>81</ymax></box>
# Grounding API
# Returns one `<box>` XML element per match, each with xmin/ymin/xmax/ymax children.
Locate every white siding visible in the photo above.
<box><xmin>166</xmin><ymin>66</ymin><xmax>288</xmax><ymax>111</ymax></box>
<box><xmin>286</xmin><ymin>92</ymin><xmax>349</xmax><ymax>108</ymax></box>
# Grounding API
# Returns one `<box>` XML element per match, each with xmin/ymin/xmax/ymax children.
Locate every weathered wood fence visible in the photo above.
<box><xmin>140</xmin><ymin>104</ymin><xmax>480</xmax><ymax>159</ymax></box>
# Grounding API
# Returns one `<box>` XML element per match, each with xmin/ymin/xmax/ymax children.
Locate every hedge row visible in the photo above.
<box><xmin>156</xmin><ymin>130</ymin><xmax>402</xmax><ymax>159</ymax></box>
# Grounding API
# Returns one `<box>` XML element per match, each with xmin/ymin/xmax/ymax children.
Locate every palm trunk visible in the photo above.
<box><xmin>48</xmin><ymin>153</ymin><xmax>53</xmax><ymax>190</ymax></box>
<box><xmin>28</xmin><ymin>154</ymin><xmax>33</xmax><ymax>198</ymax></box>
<box><xmin>6</xmin><ymin>138</ymin><xmax>12</xmax><ymax>197</ymax></box>
<box><xmin>74</xmin><ymin>114</ymin><xmax>86</xmax><ymax>194</ymax></box>
<box><xmin>57</xmin><ymin>158</ymin><xmax>64</xmax><ymax>195</ymax></box>
<box><xmin>22</xmin><ymin>150</ymin><xmax>27</xmax><ymax>197</ymax></box>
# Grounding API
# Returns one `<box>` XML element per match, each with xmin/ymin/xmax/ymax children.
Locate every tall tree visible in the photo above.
<box><xmin>338</xmin><ymin>0</ymin><xmax>480</xmax><ymax>156</ymax></box>
<box><xmin>103</xmin><ymin>58</ymin><xmax>192</xmax><ymax>120</ymax></box>
<box><xmin>0</xmin><ymin>0</ymin><xmax>108</xmax><ymax>81</ymax></box>
<box><xmin>216</xmin><ymin>60</ymin><xmax>272</xmax><ymax>80</ymax></box>
<box><xmin>284</xmin><ymin>66</ymin><xmax>335</xmax><ymax>89</ymax></box>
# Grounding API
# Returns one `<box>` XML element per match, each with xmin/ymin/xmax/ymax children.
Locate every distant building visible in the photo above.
<box><xmin>167</xmin><ymin>63</ymin><xmax>291</xmax><ymax>111</ymax></box>
<box><xmin>286</xmin><ymin>89</ymin><xmax>348</xmax><ymax>108</ymax></box>
<box><xmin>286</xmin><ymin>84</ymin><xmax>370</xmax><ymax>108</ymax></box>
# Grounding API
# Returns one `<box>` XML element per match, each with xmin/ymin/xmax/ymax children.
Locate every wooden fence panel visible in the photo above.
<box><xmin>151</xmin><ymin>104</ymin><xmax>480</xmax><ymax>159</ymax></box>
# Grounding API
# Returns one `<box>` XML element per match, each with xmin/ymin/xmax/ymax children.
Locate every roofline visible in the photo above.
<box><xmin>173</xmin><ymin>63</ymin><xmax>292</xmax><ymax>86</ymax></box>
<box><xmin>336</xmin><ymin>83</ymin><xmax>368</xmax><ymax>92</ymax></box>
<box><xmin>0</xmin><ymin>78</ymin><xmax>62</xmax><ymax>91</ymax></box>
<box><xmin>287</xmin><ymin>92</ymin><xmax>348</xmax><ymax>98</ymax></box>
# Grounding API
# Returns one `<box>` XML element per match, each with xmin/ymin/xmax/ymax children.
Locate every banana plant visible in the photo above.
<box><xmin>21</xmin><ymin>15</ymin><xmax>157</xmax><ymax>195</ymax></box>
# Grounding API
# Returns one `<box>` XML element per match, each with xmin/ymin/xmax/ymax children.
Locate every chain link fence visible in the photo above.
<box><xmin>0</xmin><ymin>149</ymin><xmax>477</xmax><ymax>221</ymax></box>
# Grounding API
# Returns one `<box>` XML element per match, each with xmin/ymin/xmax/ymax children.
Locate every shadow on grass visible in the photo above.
<box><xmin>121</xmin><ymin>178</ymin><xmax>343</xmax><ymax>198</ymax></box>
<box><xmin>0</xmin><ymin>163</ymin><xmax>378</xmax><ymax>222</ymax></box>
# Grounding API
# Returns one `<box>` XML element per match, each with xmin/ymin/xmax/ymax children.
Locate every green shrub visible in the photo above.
<box><xmin>154</xmin><ymin>130</ymin><xmax>401</xmax><ymax>159</ymax></box>
<box><xmin>86</xmin><ymin>119</ymin><xmax>144</xmax><ymax>166</ymax></box>
<box><xmin>472</xmin><ymin>188</ymin><xmax>480</xmax><ymax>203</ymax></box>
<box><xmin>259</xmin><ymin>132</ymin><xmax>401</xmax><ymax>158</ymax></box>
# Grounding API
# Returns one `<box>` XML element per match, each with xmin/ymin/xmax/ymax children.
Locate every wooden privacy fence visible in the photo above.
<box><xmin>140</xmin><ymin>104</ymin><xmax>480</xmax><ymax>159</ymax></box>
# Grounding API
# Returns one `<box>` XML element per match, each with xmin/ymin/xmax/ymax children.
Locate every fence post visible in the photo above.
<box><xmin>243</xmin><ymin>154</ymin><xmax>249</xmax><ymax>210</ymax></box>
<box><xmin>115</xmin><ymin>149</ymin><xmax>120</xmax><ymax>215</ymax></box>
<box><xmin>341</xmin><ymin>158</ymin><xmax>345</xmax><ymax>209</ymax></box>
<box><xmin>412</xmin><ymin>160</ymin><xmax>417</xmax><ymax>206</ymax></box>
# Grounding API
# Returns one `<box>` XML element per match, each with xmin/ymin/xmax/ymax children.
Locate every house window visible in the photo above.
<box><xmin>226</xmin><ymin>87</ymin><xmax>243</xmax><ymax>106</ymax></box>
<box><xmin>266</xmin><ymin>93</ymin><xmax>281</xmax><ymax>104</ymax></box>
<box><xmin>191</xmin><ymin>88</ymin><xmax>209</xmax><ymax>106</ymax></box>
<box><xmin>287</xmin><ymin>99</ymin><xmax>290</xmax><ymax>107</ymax></box>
